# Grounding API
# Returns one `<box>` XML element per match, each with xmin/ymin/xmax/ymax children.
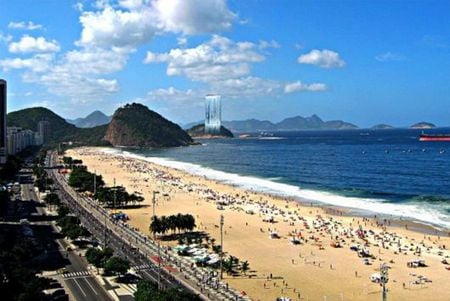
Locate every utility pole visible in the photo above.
<box><xmin>152</xmin><ymin>190</ymin><xmax>159</xmax><ymax>218</ymax></box>
<box><xmin>104</xmin><ymin>209</ymin><xmax>107</xmax><ymax>248</ymax></box>
<box><xmin>93</xmin><ymin>170</ymin><xmax>96</xmax><ymax>197</ymax></box>
<box><xmin>113</xmin><ymin>178</ymin><xmax>116</xmax><ymax>213</ymax></box>
<box><xmin>151</xmin><ymin>190</ymin><xmax>161</xmax><ymax>290</ymax></box>
<box><xmin>380</xmin><ymin>263</ymin><xmax>389</xmax><ymax>301</ymax></box>
<box><xmin>219</xmin><ymin>214</ymin><xmax>224</xmax><ymax>280</ymax></box>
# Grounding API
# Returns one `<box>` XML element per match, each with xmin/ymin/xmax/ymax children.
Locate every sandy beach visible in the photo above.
<box><xmin>66</xmin><ymin>147</ymin><xmax>450</xmax><ymax>301</ymax></box>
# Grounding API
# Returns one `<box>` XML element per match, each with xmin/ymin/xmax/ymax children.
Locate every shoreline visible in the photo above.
<box><xmin>66</xmin><ymin>147</ymin><xmax>450</xmax><ymax>301</ymax></box>
<box><xmin>101</xmin><ymin>147</ymin><xmax>450</xmax><ymax>233</ymax></box>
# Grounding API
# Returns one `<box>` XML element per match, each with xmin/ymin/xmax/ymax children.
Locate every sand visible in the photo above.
<box><xmin>66</xmin><ymin>147</ymin><xmax>450</xmax><ymax>301</ymax></box>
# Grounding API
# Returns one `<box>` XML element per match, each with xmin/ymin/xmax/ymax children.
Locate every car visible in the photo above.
<box><xmin>48</xmin><ymin>282</ymin><xmax>62</xmax><ymax>289</ymax></box>
<box><xmin>19</xmin><ymin>219</ymin><xmax>29</xmax><ymax>225</ymax></box>
<box><xmin>51</xmin><ymin>289</ymin><xmax>66</xmax><ymax>297</ymax></box>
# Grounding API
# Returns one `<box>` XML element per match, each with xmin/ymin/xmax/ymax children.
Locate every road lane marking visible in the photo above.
<box><xmin>73</xmin><ymin>278</ymin><xmax>87</xmax><ymax>297</ymax></box>
<box><xmin>82</xmin><ymin>277</ymin><xmax>99</xmax><ymax>295</ymax></box>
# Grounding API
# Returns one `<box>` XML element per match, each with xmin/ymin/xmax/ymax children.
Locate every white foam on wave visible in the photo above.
<box><xmin>99</xmin><ymin>147</ymin><xmax>450</xmax><ymax>229</ymax></box>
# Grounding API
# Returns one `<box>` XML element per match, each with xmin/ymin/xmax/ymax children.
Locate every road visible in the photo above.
<box><xmin>20</xmin><ymin>181</ymin><xmax>113</xmax><ymax>301</ymax></box>
<box><xmin>47</xmin><ymin>151</ymin><xmax>246</xmax><ymax>301</ymax></box>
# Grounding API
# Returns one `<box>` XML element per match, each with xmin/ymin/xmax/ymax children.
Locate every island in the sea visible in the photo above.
<box><xmin>411</xmin><ymin>122</ymin><xmax>436</xmax><ymax>129</ymax></box>
<box><xmin>187</xmin><ymin>124</ymin><xmax>234</xmax><ymax>138</ymax></box>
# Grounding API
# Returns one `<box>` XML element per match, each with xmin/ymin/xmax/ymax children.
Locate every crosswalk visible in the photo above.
<box><xmin>132</xmin><ymin>264</ymin><xmax>151</xmax><ymax>271</ymax></box>
<box><xmin>62</xmin><ymin>271</ymin><xmax>91</xmax><ymax>279</ymax></box>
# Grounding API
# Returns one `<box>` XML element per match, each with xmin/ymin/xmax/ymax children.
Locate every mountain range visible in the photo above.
<box><xmin>7</xmin><ymin>104</ymin><xmax>192</xmax><ymax>147</ymax></box>
<box><xmin>184</xmin><ymin>114</ymin><xmax>358</xmax><ymax>132</ymax></box>
<box><xmin>66</xmin><ymin>111</ymin><xmax>112</xmax><ymax>128</ymax></box>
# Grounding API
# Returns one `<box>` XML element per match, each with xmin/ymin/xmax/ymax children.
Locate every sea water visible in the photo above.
<box><xmin>104</xmin><ymin>128</ymin><xmax>450</xmax><ymax>229</ymax></box>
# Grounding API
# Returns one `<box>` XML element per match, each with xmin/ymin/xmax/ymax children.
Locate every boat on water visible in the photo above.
<box><xmin>419</xmin><ymin>133</ymin><xmax>450</xmax><ymax>142</ymax></box>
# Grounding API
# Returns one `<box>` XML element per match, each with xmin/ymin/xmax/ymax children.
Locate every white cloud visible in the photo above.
<box><xmin>9</xmin><ymin>36</ymin><xmax>60</xmax><ymax>53</ymax></box>
<box><xmin>147</xmin><ymin>86</ymin><xmax>201</xmax><ymax>102</ymax></box>
<box><xmin>212</xmin><ymin>76</ymin><xmax>281</xmax><ymax>99</ymax></box>
<box><xmin>74</xmin><ymin>2</ymin><xmax>84</xmax><ymax>12</ymax></box>
<box><xmin>8</xmin><ymin>21</ymin><xmax>43</xmax><ymax>31</ymax></box>
<box><xmin>284</xmin><ymin>81</ymin><xmax>327</xmax><ymax>93</ymax></box>
<box><xmin>259</xmin><ymin>40</ymin><xmax>280</xmax><ymax>49</ymax></box>
<box><xmin>144</xmin><ymin>35</ymin><xmax>265</xmax><ymax>82</ymax></box>
<box><xmin>0</xmin><ymin>33</ymin><xmax>12</xmax><ymax>43</ymax></box>
<box><xmin>375</xmin><ymin>52</ymin><xmax>406</xmax><ymax>62</ymax></box>
<box><xmin>177</xmin><ymin>37</ymin><xmax>188</xmax><ymax>46</ymax></box>
<box><xmin>0</xmin><ymin>54</ymin><xmax>53</xmax><ymax>72</ymax></box>
<box><xmin>59</xmin><ymin>47</ymin><xmax>129</xmax><ymax>74</ymax></box>
<box><xmin>77</xmin><ymin>0</ymin><xmax>236</xmax><ymax>50</ymax></box>
<box><xmin>118</xmin><ymin>0</ymin><xmax>146</xmax><ymax>10</ymax></box>
<box><xmin>153</xmin><ymin>0</ymin><xmax>236</xmax><ymax>35</ymax></box>
<box><xmin>77</xmin><ymin>6</ymin><xmax>157</xmax><ymax>49</ymax></box>
<box><xmin>39</xmin><ymin>72</ymin><xmax>119</xmax><ymax>103</ymax></box>
<box><xmin>298</xmin><ymin>49</ymin><xmax>345</xmax><ymax>68</ymax></box>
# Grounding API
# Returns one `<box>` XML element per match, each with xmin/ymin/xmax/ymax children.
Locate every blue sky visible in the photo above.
<box><xmin>1</xmin><ymin>0</ymin><xmax>450</xmax><ymax>127</ymax></box>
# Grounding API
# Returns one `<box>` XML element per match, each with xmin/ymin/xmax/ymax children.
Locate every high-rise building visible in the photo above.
<box><xmin>37</xmin><ymin>120</ymin><xmax>50</xmax><ymax>143</ymax></box>
<box><xmin>204</xmin><ymin>94</ymin><xmax>221</xmax><ymax>134</ymax></box>
<box><xmin>6</xmin><ymin>127</ymin><xmax>35</xmax><ymax>155</ymax></box>
<box><xmin>0</xmin><ymin>79</ymin><xmax>7</xmax><ymax>164</ymax></box>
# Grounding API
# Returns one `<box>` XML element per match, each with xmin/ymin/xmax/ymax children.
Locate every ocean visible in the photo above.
<box><xmin>109</xmin><ymin>128</ymin><xmax>450</xmax><ymax>229</ymax></box>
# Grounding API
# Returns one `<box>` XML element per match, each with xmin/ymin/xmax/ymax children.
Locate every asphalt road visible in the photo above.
<box><xmin>20</xmin><ymin>182</ymin><xmax>112</xmax><ymax>301</ymax></box>
<box><xmin>47</xmin><ymin>151</ymin><xmax>244</xmax><ymax>301</ymax></box>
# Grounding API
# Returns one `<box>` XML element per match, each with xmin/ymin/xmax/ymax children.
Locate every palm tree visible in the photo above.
<box><xmin>149</xmin><ymin>216</ymin><xmax>162</xmax><ymax>236</ymax></box>
<box><xmin>241</xmin><ymin>261</ymin><xmax>250</xmax><ymax>275</ymax></box>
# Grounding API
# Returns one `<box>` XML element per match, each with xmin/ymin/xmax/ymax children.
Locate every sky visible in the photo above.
<box><xmin>1</xmin><ymin>0</ymin><xmax>450</xmax><ymax>127</ymax></box>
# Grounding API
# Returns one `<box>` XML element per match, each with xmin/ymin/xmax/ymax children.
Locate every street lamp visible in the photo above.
<box><xmin>380</xmin><ymin>263</ymin><xmax>389</xmax><ymax>301</ymax></box>
<box><xmin>219</xmin><ymin>214</ymin><xmax>224</xmax><ymax>280</ymax></box>
<box><xmin>152</xmin><ymin>190</ymin><xmax>160</xmax><ymax>218</ymax></box>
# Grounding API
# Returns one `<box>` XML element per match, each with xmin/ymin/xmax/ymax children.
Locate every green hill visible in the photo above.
<box><xmin>104</xmin><ymin>103</ymin><xmax>193</xmax><ymax>147</ymax></box>
<box><xmin>7</xmin><ymin>107</ymin><xmax>110</xmax><ymax>146</ymax></box>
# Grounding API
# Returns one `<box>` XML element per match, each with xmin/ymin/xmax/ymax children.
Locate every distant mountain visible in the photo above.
<box><xmin>104</xmin><ymin>103</ymin><xmax>193</xmax><ymax>147</ymax></box>
<box><xmin>7</xmin><ymin>107</ymin><xmax>110</xmax><ymax>146</ymax></box>
<box><xmin>66</xmin><ymin>110</ymin><xmax>111</xmax><ymax>128</ymax></box>
<box><xmin>218</xmin><ymin>114</ymin><xmax>358</xmax><ymax>132</ymax></box>
<box><xmin>187</xmin><ymin>124</ymin><xmax>234</xmax><ymax>138</ymax></box>
<box><xmin>411</xmin><ymin>122</ymin><xmax>436</xmax><ymax>129</ymax></box>
<box><xmin>222</xmin><ymin>119</ymin><xmax>276</xmax><ymax>132</ymax></box>
<box><xmin>371</xmin><ymin>124</ymin><xmax>394</xmax><ymax>129</ymax></box>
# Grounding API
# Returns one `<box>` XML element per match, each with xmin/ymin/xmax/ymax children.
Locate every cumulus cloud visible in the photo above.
<box><xmin>154</xmin><ymin>0</ymin><xmax>236</xmax><ymax>34</ymax></box>
<box><xmin>8</xmin><ymin>21</ymin><xmax>43</xmax><ymax>31</ymax></box>
<box><xmin>0</xmin><ymin>54</ymin><xmax>53</xmax><ymax>72</ymax></box>
<box><xmin>77</xmin><ymin>6</ymin><xmax>157</xmax><ymax>49</ymax></box>
<box><xmin>9</xmin><ymin>36</ymin><xmax>60</xmax><ymax>53</ymax></box>
<box><xmin>144</xmin><ymin>35</ymin><xmax>265</xmax><ymax>82</ymax></box>
<box><xmin>77</xmin><ymin>0</ymin><xmax>236</xmax><ymax>49</ymax></box>
<box><xmin>284</xmin><ymin>81</ymin><xmax>327</xmax><ymax>93</ymax></box>
<box><xmin>144</xmin><ymin>36</ymin><xmax>327</xmax><ymax>102</ymax></box>
<box><xmin>375</xmin><ymin>52</ymin><xmax>406</xmax><ymax>62</ymax></box>
<box><xmin>0</xmin><ymin>33</ymin><xmax>12</xmax><ymax>44</ymax></box>
<box><xmin>59</xmin><ymin>47</ymin><xmax>129</xmax><ymax>74</ymax></box>
<box><xmin>297</xmin><ymin>49</ymin><xmax>345</xmax><ymax>68</ymax></box>
<box><xmin>147</xmin><ymin>86</ymin><xmax>201</xmax><ymax>102</ymax></box>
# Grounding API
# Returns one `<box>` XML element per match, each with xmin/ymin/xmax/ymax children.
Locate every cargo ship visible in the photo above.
<box><xmin>419</xmin><ymin>133</ymin><xmax>450</xmax><ymax>141</ymax></box>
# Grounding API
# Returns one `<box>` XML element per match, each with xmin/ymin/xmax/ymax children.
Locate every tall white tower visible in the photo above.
<box><xmin>205</xmin><ymin>94</ymin><xmax>221</xmax><ymax>134</ymax></box>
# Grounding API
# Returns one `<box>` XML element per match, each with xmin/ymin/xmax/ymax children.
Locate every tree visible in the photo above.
<box><xmin>134</xmin><ymin>280</ymin><xmax>201</xmax><ymax>301</ymax></box>
<box><xmin>241</xmin><ymin>260</ymin><xmax>250</xmax><ymax>275</ymax></box>
<box><xmin>44</xmin><ymin>193</ymin><xmax>60</xmax><ymax>210</ymax></box>
<box><xmin>86</xmin><ymin>247</ymin><xmax>113</xmax><ymax>271</ymax></box>
<box><xmin>149</xmin><ymin>216</ymin><xmax>161</xmax><ymax>236</ymax></box>
<box><xmin>57</xmin><ymin>204</ymin><xmax>70</xmax><ymax>217</ymax></box>
<box><xmin>104</xmin><ymin>257</ymin><xmax>130</xmax><ymax>276</ymax></box>
<box><xmin>86</xmin><ymin>248</ymin><xmax>104</xmax><ymax>271</ymax></box>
